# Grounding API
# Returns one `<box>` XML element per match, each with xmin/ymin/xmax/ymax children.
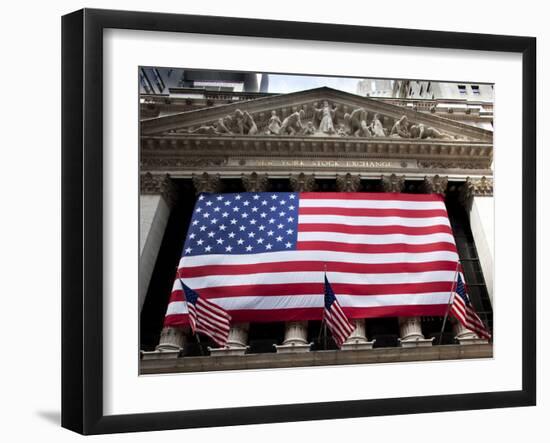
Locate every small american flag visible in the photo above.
<box><xmin>324</xmin><ymin>275</ymin><xmax>355</xmax><ymax>347</ymax></box>
<box><xmin>179</xmin><ymin>279</ymin><xmax>231</xmax><ymax>346</ymax></box>
<box><xmin>450</xmin><ymin>273</ymin><xmax>491</xmax><ymax>340</ymax></box>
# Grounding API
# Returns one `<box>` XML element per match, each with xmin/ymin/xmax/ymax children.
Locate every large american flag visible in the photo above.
<box><xmin>164</xmin><ymin>191</ymin><xmax>464</xmax><ymax>327</ymax></box>
<box><xmin>323</xmin><ymin>275</ymin><xmax>355</xmax><ymax>347</ymax></box>
<box><xmin>450</xmin><ymin>273</ymin><xmax>491</xmax><ymax>340</ymax></box>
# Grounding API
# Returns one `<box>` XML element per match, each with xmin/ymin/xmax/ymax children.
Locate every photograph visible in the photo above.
<box><xmin>138</xmin><ymin>68</ymin><xmax>495</xmax><ymax>374</ymax></box>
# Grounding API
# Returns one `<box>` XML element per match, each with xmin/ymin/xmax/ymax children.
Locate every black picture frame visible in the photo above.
<box><xmin>61</xmin><ymin>8</ymin><xmax>536</xmax><ymax>435</ymax></box>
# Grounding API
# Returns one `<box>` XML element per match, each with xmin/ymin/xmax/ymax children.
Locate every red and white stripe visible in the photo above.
<box><xmin>450</xmin><ymin>282</ymin><xmax>491</xmax><ymax>340</ymax></box>
<box><xmin>165</xmin><ymin>192</ymin><xmax>462</xmax><ymax>326</ymax></box>
<box><xmin>187</xmin><ymin>295</ymin><xmax>231</xmax><ymax>347</ymax></box>
<box><xmin>324</xmin><ymin>301</ymin><xmax>355</xmax><ymax>347</ymax></box>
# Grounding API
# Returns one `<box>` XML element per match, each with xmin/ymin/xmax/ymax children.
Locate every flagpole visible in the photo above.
<box><xmin>438</xmin><ymin>261</ymin><xmax>461</xmax><ymax>346</ymax></box>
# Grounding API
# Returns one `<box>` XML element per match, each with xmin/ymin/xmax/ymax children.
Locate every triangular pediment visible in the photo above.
<box><xmin>141</xmin><ymin>87</ymin><xmax>492</xmax><ymax>142</ymax></box>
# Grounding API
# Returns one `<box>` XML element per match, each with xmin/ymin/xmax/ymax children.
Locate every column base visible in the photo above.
<box><xmin>398</xmin><ymin>337</ymin><xmax>435</xmax><ymax>348</ymax></box>
<box><xmin>456</xmin><ymin>336</ymin><xmax>489</xmax><ymax>346</ymax></box>
<box><xmin>274</xmin><ymin>342</ymin><xmax>313</xmax><ymax>353</ymax></box>
<box><xmin>341</xmin><ymin>339</ymin><xmax>376</xmax><ymax>351</ymax></box>
<box><xmin>208</xmin><ymin>346</ymin><xmax>249</xmax><ymax>356</ymax></box>
<box><xmin>141</xmin><ymin>349</ymin><xmax>180</xmax><ymax>360</ymax></box>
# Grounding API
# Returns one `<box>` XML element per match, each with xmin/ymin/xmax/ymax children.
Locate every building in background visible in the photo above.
<box><xmin>139</xmin><ymin>70</ymin><xmax>494</xmax><ymax>374</ymax></box>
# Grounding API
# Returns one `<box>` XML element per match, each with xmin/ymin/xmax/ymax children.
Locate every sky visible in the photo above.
<box><xmin>266</xmin><ymin>74</ymin><xmax>364</xmax><ymax>94</ymax></box>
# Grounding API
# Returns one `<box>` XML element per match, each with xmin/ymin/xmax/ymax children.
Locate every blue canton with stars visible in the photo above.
<box><xmin>182</xmin><ymin>192</ymin><xmax>299</xmax><ymax>256</ymax></box>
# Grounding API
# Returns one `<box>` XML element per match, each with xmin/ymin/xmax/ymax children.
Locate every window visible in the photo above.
<box><xmin>471</xmin><ymin>85</ymin><xmax>480</xmax><ymax>95</ymax></box>
<box><xmin>457</xmin><ymin>84</ymin><xmax>467</xmax><ymax>95</ymax></box>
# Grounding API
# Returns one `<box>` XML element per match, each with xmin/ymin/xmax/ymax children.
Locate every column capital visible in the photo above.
<box><xmin>422</xmin><ymin>175</ymin><xmax>448</xmax><ymax>196</ymax></box>
<box><xmin>242</xmin><ymin>172</ymin><xmax>269</xmax><ymax>192</ymax></box>
<box><xmin>289</xmin><ymin>173</ymin><xmax>316</xmax><ymax>192</ymax></box>
<box><xmin>336</xmin><ymin>173</ymin><xmax>361</xmax><ymax>192</ymax></box>
<box><xmin>140</xmin><ymin>172</ymin><xmax>178</xmax><ymax>207</ymax></box>
<box><xmin>380</xmin><ymin>174</ymin><xmax>406</xmax><ymax>193</ymax></box>
<box><xmin>192</xmin><ymin>172</ymin><xmax>222</xmax><ymax>195</ymax></box>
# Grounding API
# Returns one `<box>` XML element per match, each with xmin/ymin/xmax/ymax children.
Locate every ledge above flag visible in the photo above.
<box><xmin>165</xmin><ymin>191</ymin><xmax>461</xmax><ymax>326</ymax></box>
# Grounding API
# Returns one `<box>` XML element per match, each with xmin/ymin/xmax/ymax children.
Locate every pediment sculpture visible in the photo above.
<box><xmin>185</xmin><ymin>102</ymin><xmax>465</xmax><ymax>140</ymax></box>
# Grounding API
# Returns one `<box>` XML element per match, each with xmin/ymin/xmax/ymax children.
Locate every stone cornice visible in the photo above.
<box><xmin>140</xmin><ymin>173</ymin><xmax>178</xmax><ymax>206</ymax></box>
<box><xmin>141</xmin><ymin>135</ymin><xmax>492</xmax><ymax>165</ymax></box>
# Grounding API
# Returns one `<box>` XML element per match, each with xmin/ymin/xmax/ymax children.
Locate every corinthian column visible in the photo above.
<box><xmin>452</xmin><ymin>318</ymin><xmax>489</xmax><ymax>345</ymax></box>
<box><xmin>140</xmin><ymin>173</ymin><xmax>178</xmax><ymax>313</ymax></box>
<box><xmin>398</xmin><ymin>317</ymin><xmax>434</xmax><ymax>348</ymax></box>
<box><xmin>274</xmin><ymin>173</ymin><xmax>316</xmax><ymax>353</ymax></box>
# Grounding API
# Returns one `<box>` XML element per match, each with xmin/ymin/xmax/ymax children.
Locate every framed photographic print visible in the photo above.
<box><xmin>61</xmin><ymin>8</ymin><xmax>536</xmax><ymax>435</ymax></box>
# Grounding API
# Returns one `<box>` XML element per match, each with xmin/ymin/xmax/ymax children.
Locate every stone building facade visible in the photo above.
<box><xmin>139</xmin><ymin>85</ymin><xmax>494</xmax><ymax>374</ymax></box>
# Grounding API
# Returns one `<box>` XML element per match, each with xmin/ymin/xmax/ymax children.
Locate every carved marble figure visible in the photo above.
<box><xmin>409</xmin><ymin>123</ymin><xmax>452</xmax><ymax>140</ymax></box>
<box><xmin>266</xmin><ymin>110</ymin><xmax>282</xmax><ymax>135</ymax></box>
<box><xmin>280</xmin><ymin>110</ymin><xmax>305</xmax><ymax>135</ymax></box>
<box><xmin>369</xmin><ymin>113</ymin><xmax>387</xmax><ymax>137</ymax></box>
<box><xmin>314</xmin><ymin>101</ymin><xmax>337</xmax><ymax>134</ymax></box>
<box><xmin>390</xmin><ymin>115</ymin><xmax>410</xmax><ymax>138</ymax></box>
<box><xmin>344</xmin><ymin>107</ymin><xmax>370</xmax><ymax>137</ymax></box>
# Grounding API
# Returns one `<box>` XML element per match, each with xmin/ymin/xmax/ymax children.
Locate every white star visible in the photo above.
<box><xmin>189</xmin><ymin>233</ymin><xmax>196</xmax><ymax>239</ymax></box>
<box><xmin>211</xmin><ymin>218</ymin><xmax>218</xmax><ymax>224</ymax></box>
<box><xmin>235</xmin><ymin>195</ymin><xmax>241</xmax><ymax>200</ymax></box>
<box><xmin>260</xmin><ymin>212</ymin><xmax>267</xmax><ymax>218</ymax></box>
<box><xmin>205</xmin><ymin>245</ymin><xmax>212</xmax><ymax>252</ymax></box>
<box><xmin>289</xmin><ymin>194</ymin><xmax>295</xmax><ymax>199</ymax></box>
<box><xmin>276</xmin><ymin>236</ymin><xmax>283</xmax><ymax>241</ymax></box>
<box><xmin>265</xmin><ymin>243</ymin><xmax>273</xmax><ymax>250</ymax></box>
<box><xmin>185</xmin><ymin>247</ymin><xmax>192</xmax><ymax>254</ymax></box>
<box><xmin>216</xmin><ymin>195</ymin><xmax>224</xmax><ymax>201</ymax></box>
<box><xmin>277</xmin><ymin>223</ymin><xmax>284</xmax><ymax>229</ymax></box>
<box><xmin>246</xmin><ymin>245</ymin><xmax>253</xmax><ymax>252</ymax></box>
<box><xmin>196</xmin><ymin>207</ymin><xmax>202</xmax><ymax>213</ymax></box>
<box><xmin>237</xmin><ymin>238</ymin><xmax>244</xmax><ymax>245</ymax></box>
<box><xmin>289</xmin><ymin>205</ymin><xmax>295</xmax><ymax>210</ymax></box>
<box><xmin>243</xmin><ymin>201</ymin><xmax>250</xmax><ymax>206</ymax></box>
<box><xmin>267</xmin><ymin>230</ymin><xmax>274</xmax><ymax>236</ymax></box>
<box><xmin>224</xmin><ymin>200</ymin><xmax>231</xmax><ymax>206</ymax></box>
<box><xmin>248</xmin><ymin>232</ymin><xmax>256</xmax><ymax>238</ymax></box>
<box><xmin>206</xmin><ymin>201</ymin><xmax>213</xmax><ymax>206</ymax></box>
<box><xmin>259</xmin><ymin>225</ymin><xmax>265</xmax><ymax>231</ymax></box>
<box><xmin>233</xmin><ymin>206</ymin><xmax>240</xmax><ymax>212</ymax></box>
<box><xmin>230</xmin><ymin>218</ymin><xmax>237</xmax><ymax>224</ymax></box>
<box><xmin>203</xmin><ymin>212</ymin><xmax>210</xmax><ymax>218</ymax></box>
<box><xmin>271</xmin><ymin>194</ymin><xmax>278</xmax><ymax>200</ymax></box>
<box><xmin>199</xmin><ymin>225</ymin><xmax>207</xmax><ymax>231</ymax></box>
<box><xmin>241</xmin><ymin>212</ymin><xmax>249</xmax><ymax>218</ymax></box>
<box><xmin>219</xmin><ymin>224</ymin><xmax>226</xmax><ymax>231</ymax></box>
<box><xmin>216</xmin><ymin>238</ymin><xmax>224</xmax><ymax>245</ymax></box>
<box><xmin>225</xmin><ymin>245</ymin><xmax>233</xmax><ymax>252</ymax></box>
<box><xmin>208</xmin><ymin>231</ymin><xmax>215</xmax><ymax>238</ymax></box>
<box><xmin>239</xmin><ymin>225</ymin><xmax>246</xmax><ymax>231</ymax></box>
<box><xmin>252</xmin><ymin>207</ymin><xmax>258</xmax><ymax>212</ymax></box>
<box><xmin>192</xmin><ymin>220</ymin><xmax>199</xmax><ymax>226</ymax></box>
<box><xmin>286</xmin><ymin>229</ymin><xmax>294</xmax><ymax>235</ymax></box>
<box><xmin>213</xmin><ymin>206</ymin><xmax>220</xmax><ymax>212</ymax></box>
<box><xmin>280</xmin><ymin>200</ymin><xmax>286</xmax><ymax>205</ymax></box>
<box><xmin>253</xmin><ymin>194</ymin><xmax>260</xmax><ymax>200</ymax></box>
<box><xmin>285</xmin><ymin>242</ymin><xmax>292</xmax><ymax>248</ymax></box>
<box><xmin>257</xmin><ymin>238</ymin><xmax>264</xmax><ymax>244</ymax></box>
<box><xmin>270</xmin><ymin>206</ymin><xmax>276</xmax><ymax>211</ymax></box>
<box><xmin>222</xmin><ymin>212</ymin><xmax>229</xmax><ymax>217</ymax></box>
<box><xmin>197</xmin><ymin>239</ymin><xmax>204</xmax><ymax>245</ymax></box>
<box><xmin>228</xmin><ymin>232</ymin><xmax>236</xmax><ymax>238</ymax></box>
<box><xmin>269</xmin><ymin>218</ymin><xmax>275</xmax><ymax>224</ymax></box>
<box><xmin>198</xmin><ymin>195</ymin><xmax>205</xmax><ymax>201</ymax></box>
<box><xmin>279</xmin><ymin>211</ymin><xmax>286</xmax><ymax>217</ymax></box>
<box><xmin>287</xmin><ymin>217</ymin><xmax>294</xmax><ymax>222</ymax></box>
<box><xmin>250</xmin><ymin>219</ymin><xmax>257</xmax><ymax>225</ymax></box>
<box><xmin>261</xmin><ymin>200</ymin><xmax>268</xmax><ymax>206</ymax></box>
